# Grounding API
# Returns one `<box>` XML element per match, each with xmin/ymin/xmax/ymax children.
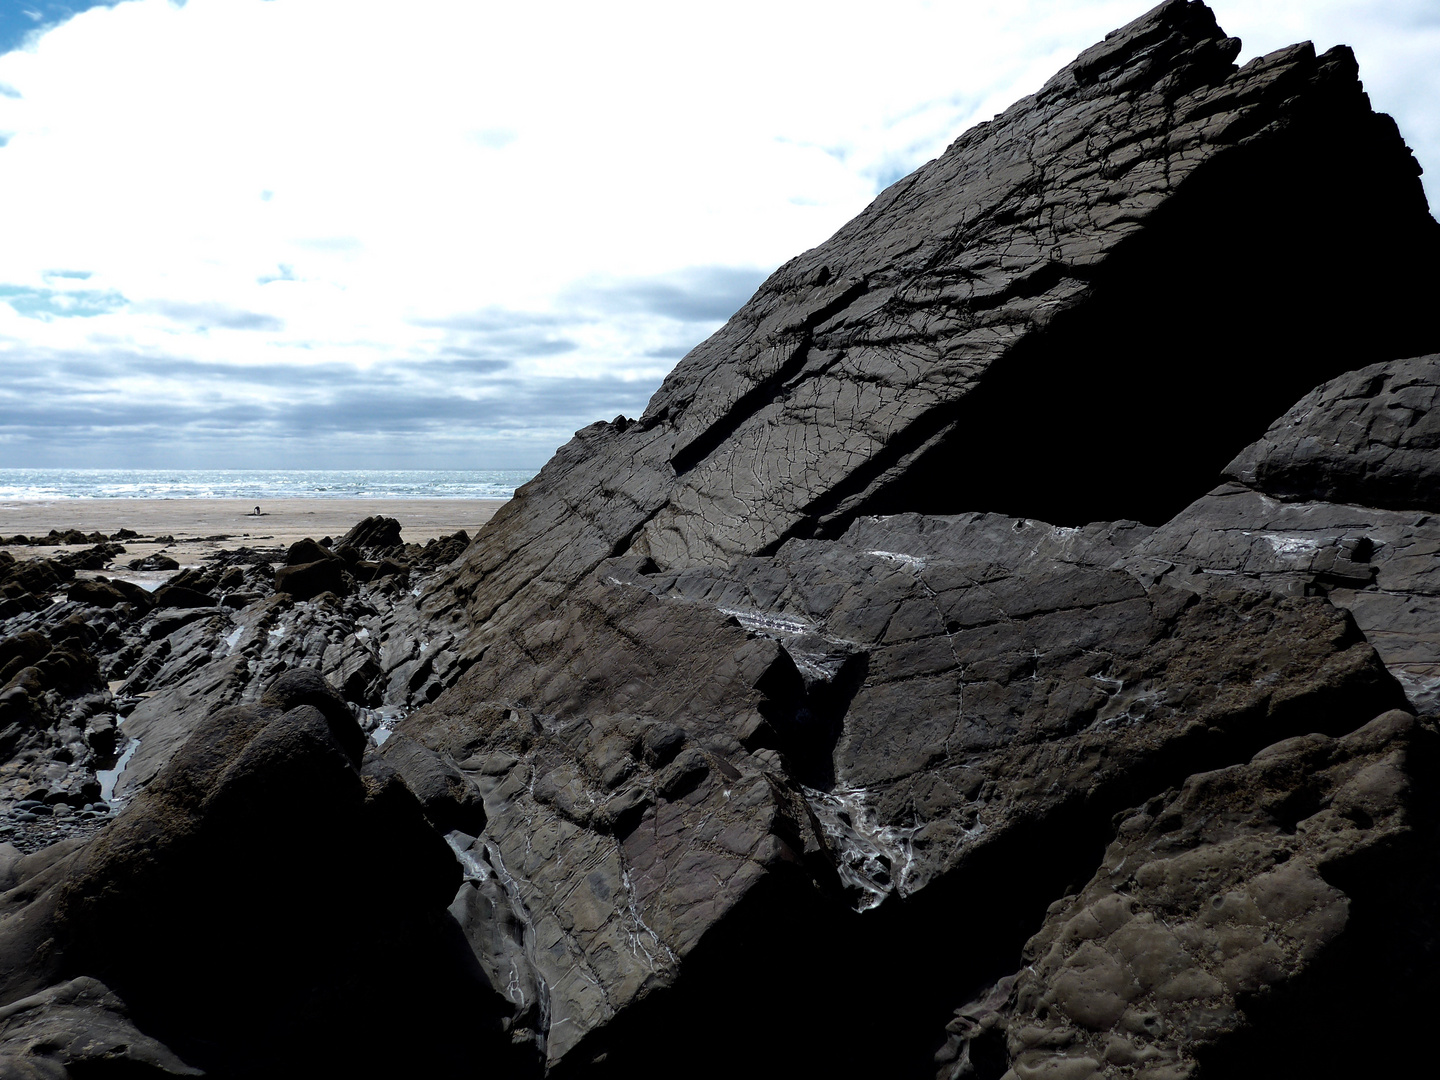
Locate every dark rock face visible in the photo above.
<box><xmin>373</xmin><ymin>3</ymin><xmax>1440</xmax><ymax>1074</ymax></box>
<box><xmin>939</xmin><ymin>709</ymin><xmax>1440</xmax><ymax>1079</ymax></box>
<box><xmin>0</xmin><ymin>670</ymin><xmax>526</xmax><ymax>1077</ymax></box>
<box><xmin>6</xmin><ymin>4</ymin><xmax>1440</xmax><ymax>1077</ymax></box>
<box><xmin>274</xmin><ymin>556</ymin><xmax>352</xmax><ymax>599</ymax></box>
<box><xmin>1224</xmin><ymin>354</ymin><xmax>1440</xmax><ymax>511</ymax></box>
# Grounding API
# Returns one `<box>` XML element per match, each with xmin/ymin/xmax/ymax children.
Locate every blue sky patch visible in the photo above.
<box><xmin>0</xmin><ymin>2</ymin><xmax>130</xmax><ymax>57</ymax></box>
<box><xmin>0</xmin><ymin>283</ymin><xmax>126</xmax><ymax>318</ymax></box>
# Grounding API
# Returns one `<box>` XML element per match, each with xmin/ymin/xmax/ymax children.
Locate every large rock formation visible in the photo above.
<box><xmin>424</xmin><ymin>0</ymin><xmax>1437</xmax><ymax>659</ymax></box>
<box><xmin>354</xmin><ymin>2</ymin><xmax>1440</xmax><ymax>1076</ymax></box>
<box><xmin>4</xmin><ymin>3</ymin><xmax>1440</xmax><ymax>1077</ymax></box>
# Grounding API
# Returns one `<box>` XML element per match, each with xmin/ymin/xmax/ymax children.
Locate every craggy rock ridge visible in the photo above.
<box><xmin>382</xmin><ymin>2</ymin><xmax>1440</xmax><ymax>1076</ymax></box>
<box><xmin>4</xmin><ymin>2</ymin><xmax>1440</xmax><ymax>1077</ymax></box>
<box><xmin>430</xmin><ymin>0</ymin><xmax>1438</xmax><ymax>641</ymax></box>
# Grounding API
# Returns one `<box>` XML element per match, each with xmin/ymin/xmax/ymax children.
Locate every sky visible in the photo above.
<box><xmin>0</xmin><ymin>1</ymin><xmax>1436</xmax><ymax>470</ymax></box>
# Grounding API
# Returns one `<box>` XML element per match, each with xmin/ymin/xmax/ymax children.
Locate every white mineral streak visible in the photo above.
<box><xmin>717</xmin><ymin>607</ymin><xmax>815</xmax><ymax>636</ymax></box>
<box><xmin>480</xmin><ymin>835</ymin><xmax>553</xmax><ymax>1045</ymax></box>
<box><xmin>96</xmin><ymin>735</ymin><xmax>140</xmax><ymax>804</ymax></box>
<box><xmin>866</xmin><ymin>550</ymin><xmax>928</xmax><ymax>572</ymax></box>
<box><xmin>1260</xmin><ymin>533</ymin><xmax>1321</xmax><ymax>558</ymax></box>
<box><xmin>221</xmin><ymin>626</ymin><xmax>244</xmax><ymax>656</ymax></box>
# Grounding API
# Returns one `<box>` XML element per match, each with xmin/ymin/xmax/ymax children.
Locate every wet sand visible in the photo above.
<box><xmin>0</xmin><ymin>498</ymin><xmax>505</xmax><ymax>566</ymax></box>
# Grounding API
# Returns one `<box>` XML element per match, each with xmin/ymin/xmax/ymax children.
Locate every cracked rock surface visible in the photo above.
<box><xmin>383</xmin><ymin>2</ymin><xmax>1440</xmax><ymax>1074</ymax></box>
<box><xmin>1123</xmin><ymin>354</ymin><xmax>1440</xmax><ymax>714</ymax></box>
<box><xmin>6</xmin><ymin>3</ymin><xmax>1440</xmax><ymax>1078</ymax></box>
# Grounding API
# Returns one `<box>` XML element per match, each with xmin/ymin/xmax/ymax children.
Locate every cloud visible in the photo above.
<box><xmin>438</xmin><ymin>358</ymin><xmax>514</xmax><ymax>373</ymax></box>
<box><xmin>566</xmin><ymin>266</ymin><xmax>770</xmax><ymax>323</ymax></box>
<box><xmin>0</xmin><ymin>339</ymin><xmax>653</xmax><ymax>469</ymax></box>
<box><xmin>0</xmin><ymin>0</ymin><xmax>1432</xmax><ymax>468</ymax></box>
<box><xmin>141</xmin><ymin>301</ymin><xmax>284</xmax><ymax>332</ymax></box>
<box><xmin>412</xmin><ymin>309</ymin><xmax>572</xmax><ymax>333</ymax></box>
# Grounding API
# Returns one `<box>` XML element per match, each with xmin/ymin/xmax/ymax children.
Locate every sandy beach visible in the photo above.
<box><xmin>0</xmin><ymin>498</ymin><xmax>505</xmax><ymax>567</ymax></box>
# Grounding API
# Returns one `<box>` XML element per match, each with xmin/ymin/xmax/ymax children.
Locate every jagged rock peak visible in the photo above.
<box><xmin>438</xmin><ymin>0</ymin><xmax>1438</xmax><ymax>639</ymax></box>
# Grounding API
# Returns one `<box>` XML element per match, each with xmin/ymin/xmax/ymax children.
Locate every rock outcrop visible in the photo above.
<box><xmin>5</xmin><ymin>3</ymin><xmax>1440</xmax><ymax>1077</ymax></box>
<box><xmin>0</xmin><ymin>669</ymin><xmax>528</xmax><ymax>1077</ymax></box>
<box><xmin>426</xmin><ymin>0</ymin><xmax>1438</xmax><ymax>666</ymax></box>
<box><xmin>374</xmin><ymin>2</ymin><xmax>1440</xmax><ymax>1075</ymax></box>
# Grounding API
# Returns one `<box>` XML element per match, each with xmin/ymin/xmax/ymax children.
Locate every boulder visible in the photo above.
<box><xmin>938</xmin><ymin>710</ymin><xmax>1440</xmax><ymax>1079</ymax></box>
<box><xmin>284</xmin><ymin>537</ymin><xmax>337</xmax><ymax>566</ymax></box>
<box><xmin>0</xmin><ymin>669</ymin><xmax>526</xmax><ymax>1077</ymax></box>
<box><xmin>150</xmin><ymin>584</ymin><xmax>215</xmax><ymax>609</ymax></box>
<box><xmin>65</xmin><ymin>579</ymin><xmax>128</xmax><ymax>609</ymax></box>
<box><xmin>337</xmin><ymin>515</ymin><xmax>404</xmax><ymax>560</ymax></box>
<box><xmin>128</xmin><ymin>554</ymin><xmax>180</xmax><ymax>572</ymax></box>
<box><xmin>274</xmin><ymin>558</ymin><xmax>351</xmax><ymax>600</ymax></box>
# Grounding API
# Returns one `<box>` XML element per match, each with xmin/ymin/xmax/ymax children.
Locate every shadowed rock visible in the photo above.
<box><xmin>0</xmin><ymin>669</ymin><xmax>529</xmax><ymax>1077</ymax></box>
<box><xmin>387</xmin><ymin>3</ymin><xmax>1440</xmax><ymax>1072</ymax></box>
<box><xmin>938</xmin><ymin>710</ymin><xmax>1440</xmax><ymax>1079</ymax></box>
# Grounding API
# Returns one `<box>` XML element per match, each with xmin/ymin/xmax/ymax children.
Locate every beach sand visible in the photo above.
<box><xmin>0</xmin><ymin>498</ymin><xmax>506</xmax><ymax>567</ymax></box>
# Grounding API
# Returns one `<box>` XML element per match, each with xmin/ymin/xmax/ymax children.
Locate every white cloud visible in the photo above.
<box><xmin>0</xmin><ymin>0</ymin><xmax>1434</xmax><ymax>467</ymax></box>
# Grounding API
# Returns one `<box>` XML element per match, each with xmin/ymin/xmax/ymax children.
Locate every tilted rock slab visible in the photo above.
<box><xmin>428</xmin><ymin>0</ymin><xmax>1440</xmax><ymax>662</ymax></box>
<box><xmin>396</xmin><ymin>2</ymin><xmax>1440</xmax><ymax>1073</ymax></box>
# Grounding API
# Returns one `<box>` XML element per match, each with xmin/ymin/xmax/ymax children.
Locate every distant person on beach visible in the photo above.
<box><xmin>253</xmin><ymin>506</ymin><xmax>261</xmax><ymax>516</ymax></box>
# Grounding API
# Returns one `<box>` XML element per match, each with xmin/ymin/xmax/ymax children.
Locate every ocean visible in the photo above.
<box><xmin>0</xmin><ymin>469</ymin><xmax>538</xmax><ymax>501</ymax></box>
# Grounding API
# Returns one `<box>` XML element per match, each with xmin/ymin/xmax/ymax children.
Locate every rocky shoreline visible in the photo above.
<box><xmin>4</xmin><ymin>3</ymin><xmax>1440</xmax><ymax>1077</ymax></box>
<box><xmin>0</xmin><ymin>516</ymin><xmax>478</xmax><ymax>855</ymax></box>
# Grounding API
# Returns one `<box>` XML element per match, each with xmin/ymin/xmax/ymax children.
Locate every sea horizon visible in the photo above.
<box><xmin>0</xmin><ymin>468</ymin><xmax>538</xmax><ymax>502</ymax></box>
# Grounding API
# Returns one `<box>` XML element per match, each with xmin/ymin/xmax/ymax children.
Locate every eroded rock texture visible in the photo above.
<box><xmin>6</xmin><ymin>3</ymin><xmax>1440</xmax><ymax>1077</ymax></box>
<box><xmin>376</xmin><ymin>3</ymin><xmax>1440</xmax><ymax>1076</ymax></box>
<box><xmin>939</xmin><ymin>710</ymin><xmax>1440</xmax><ymax>1080</ymax></box>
